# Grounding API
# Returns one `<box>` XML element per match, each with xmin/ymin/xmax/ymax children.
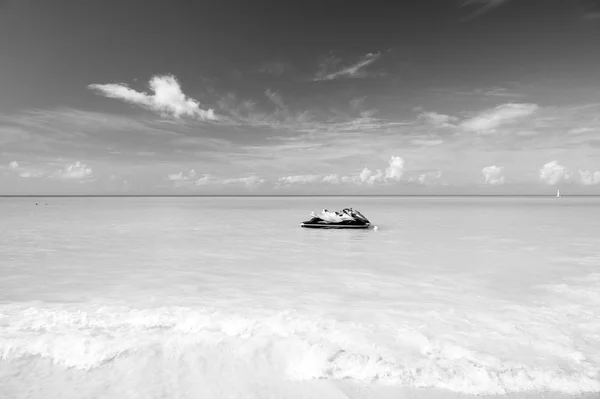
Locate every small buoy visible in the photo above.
<box><xmin>374</xmin><ymin>226</ymin><xmax>379</xmax><ymax>231</ymax></box>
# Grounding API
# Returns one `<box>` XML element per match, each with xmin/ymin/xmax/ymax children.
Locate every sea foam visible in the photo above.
<box><xmin>1</xmin><ymin>300</ymin><xmax>598</xmax><ymax>397</ymax></box>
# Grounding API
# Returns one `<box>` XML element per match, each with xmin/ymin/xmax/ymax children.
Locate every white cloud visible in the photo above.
<box><xmin>410</xmin><ymin>139</ymin><xmax>444</xmax><ymax>146</ymax></box>
<box><xmin>410</xmin><ymin>170</ymin><xmax>442</xmax><ymax>185</ymax></box>
<box><xmin>168</xmin><ymin>171</ymin><xmax>217</xmax><ymax>187</ymax></box>
<box><xmin>578</xmin><ymin>170</ymin><xmax>600</xmax><ymax>186</ymax></box>
<box><xmin>55</xmin><ymin>161</ymin><xmax>93</xmax><ymax>180</ymax></box>
<box><xmin>539</xmin><ymin>161</ymin><xmax>569</xmax><ymax>185</ymax></box>
<box><xmin>482</xmin><ymin>165</ymin><xmax>505</xmax><ymax>185</ymax></box>
<box><xmin>460</xmin><ymin>103</ymin><xmax>539</xmax><ymax>133</ymax></box>
<box><xmin>222</xmin><ymin>175</ymin><xmax>265</xmax><ymax>187</ymax></box>
<box><xmin>6</xmin><ymin>161</ymin><xmax>45</xmax><ymax>178</ymax></box>
<box><xmin>88</xmin><ymin>74</ymin><xmax>217</xmax><ymax>120</ymax></box>
<box><xmin>338</xmin><ymin>156</ymin><xmax>406</xmax><ymax>185</ymax></box>
<box><xmin>313</xmin><ymin>52</ymin><xmax>382</xmax><ymax>81</ymax></box>
<box><xmin>384</xmin><ymin>156</ymin><xmax>405</xmax><ymax>181</ymax></box>
<box><xmin>167</xmin><ymin>169</ymin><xmax>197</xmax><ymax>181</ymax></box>
<box><xmin>278</xmin><ymin>175</ymin><xmax>321</xmax><ymax>184</ymax></box>
<box><xmin>359</xmin><ymin>167</ymin><xmax>384</xmax><ymax>185</ymax></box>
<box><xmin>195</xmin><ymin>174</ymin><xmax>217</xmax><ymax>186</ymax></box>
<box><xmin>322</xmin><ymin>174</ymin><xmax>340</xmax><ymax>184</ymax></box>
<box><xmin>418</xmin><ymin>112</ymin><xmax>458</xmax><ymax>127</ymax></box>
<box><xmin>19</xmin><ymin>171</ymin><xmax>39</xmax><ymax>178</ymax></box>
<box><xmin>568</xmin><ymin>127</ymin><xmax>595</xmax><ymax>135</ymax></box>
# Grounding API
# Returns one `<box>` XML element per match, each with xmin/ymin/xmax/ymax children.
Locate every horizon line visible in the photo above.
<box><xmin>0</xmin><ymin>194</ymin><xmax>598</xmax><ymax>198</ymax></box>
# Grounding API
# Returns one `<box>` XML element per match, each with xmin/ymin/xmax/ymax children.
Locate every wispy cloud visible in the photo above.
<box><xmin>460</xmin><ymin>103</ymin><xmax>539</xmax><ymax>133</ymax></box>
<box><xmin>418</xmin><ymin>111</ymin><xmax>458</xmax><ymax>127</ymax></box>
<box><xmin>222</xmin><ymin>175</ymin><xmax>265</xmax><ymax>188</ymax></box>
<box><xmin>482</xmin><ymin>165</ymin><xmax>505</xmax><ymax>185</ymax></box>
<box><xmin>568</xmin><ymin>127</ymin><xmax>595</xmax><ymax>135</ymax></box>
<box><xmin>578</xmin><ymin>0</ymin><xmax>600</xmax><ymax>20</ymax></box>
<box><xmin>460</xmin><ymin>0</ymin><xmax>510</xmax><ymax>21</ymax></box>
<box><xmin>456</xmin><ymin>86</ymin><xmax>527</xmax><ymax>98</ymax></box>
<box><xmin>579</xmin><ymin>170</ymin><xmax>600</xmax><ymax>185</ymax></box>
<box><xmin>166</xmin><ymin>169</ymin><xmax>218</xmax><ymax>188</ymax></box>
<box><xmin>278</xmin><ymin>175</ymin><xmax>321</xmax><ymax>185</ymax></box>
<box><xmin>215</xmin><ymin>90</ymin><xmax>406</xmax><ymax>138</ymax></box>
<box><xmin>539</xmin><ymin>161</ymin><xmax>569</xmax><ymax>185</ymax></box>
<box><xmin>259</xmin><ymin>61</ymin><xmax>288</xmax><ymax>76</ymax></box>
<box><xmin>195</xmin><ymin>174</ymin><xmax>217</xmax><ymax>186</ymax></box>
<box><xmin>313</xmin><ymin>52</ymin><xmax>382</xmax><ymax>81</ymax></box>
<box><xmin>88</xmin><ymin>74</ymin><xmax>217</xmax><ymax>120</ymax></box>
<box><xmin>410</xmin><ymin>139</ymin><xmax>444</xmax><ymax>146</ymax></box>
<box><xmin>583</xmin><ymin>11</ymin><xmax>600</xmax><ymax>19</ymax></box>
<box><xmin>265</xmin><ymin>89</ymin><xmax>286</xmax><ymax>110</ymax></box>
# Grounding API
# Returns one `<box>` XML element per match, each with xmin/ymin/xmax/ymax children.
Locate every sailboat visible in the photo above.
<box><xmin>556</xmin><ymin>189</ymin><xmax>561</xmax><ymax>198</ymax></box>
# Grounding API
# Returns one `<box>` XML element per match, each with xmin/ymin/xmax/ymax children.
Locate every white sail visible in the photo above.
<box><xmin>556</xmin><ymin>189</ymin><xmax>560</xmax><ymax>198</ymax></box>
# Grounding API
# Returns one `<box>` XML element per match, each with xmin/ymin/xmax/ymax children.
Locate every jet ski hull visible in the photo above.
<box><xmin>300</xmin><ymin>220</ymin><xmax>371</xmax><ymax>229</ymax></box>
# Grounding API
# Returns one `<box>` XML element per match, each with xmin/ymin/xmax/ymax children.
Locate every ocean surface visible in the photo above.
<box><xmin>0</xmin><ymin>196</ymin><xmax>598</xmax><ymax>399</ymax></box>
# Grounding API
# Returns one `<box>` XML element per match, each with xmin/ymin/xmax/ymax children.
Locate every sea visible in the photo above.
<box><xmin>0</xmin><ymin>196</ymin><xmax>598</xmax><ymax>399</ymax></box>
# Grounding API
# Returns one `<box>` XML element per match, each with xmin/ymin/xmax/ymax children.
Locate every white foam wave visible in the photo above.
<box><xmin>1</xmin><ymin>304</ymin><xmax>598</xmax><ymax>396</ymax></box>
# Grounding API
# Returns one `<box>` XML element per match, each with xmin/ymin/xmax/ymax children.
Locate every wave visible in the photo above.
<box><xmin>1</xmin><ymin>303</ymin><xmax>599</xmax><ymax>396</ymax></box>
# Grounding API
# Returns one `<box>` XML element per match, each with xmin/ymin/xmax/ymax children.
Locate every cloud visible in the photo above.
<box><xmin>408</xmin><ymin>170</ymin><xmax>443</xmax><ymax>185</ymax></box>
<box><xmin>568</xmin><ymin>127</ymin><xmax>595</xmax><ymax>135</ymax></box>
<box><xmin>338</xmin><ymin>168</ymin><xmax>383</xmax><ymax>185</ymax></box>
<box><xmin>539</xmin><ymin>161</ymin><xmax>569</xmax><ymax>185</ymax></box>
<box><xmin>88</xmin><ymin>74</ymin><xmax>217</xmax><ymax>120</ymax></box>
<box><xmin>54</xmin><ymin>161</ymin><xmax>93</xmax><ymax>180</ymax></box>
<box><xmin>482</xmin><ymin>165</ymin><xmax>505</xmax><ymax>185</ymax></box>
<box><xmin>313</xmin><ymin>52</ymin><xmax>382</xmax><ymax>81</ymax></box>
<box><xmin>456</xmin><ymin>86</ymin><xmax>526</xmax><ymax>98</ymax></box>
<box><xmin>167</xmin><ymin>170</ymin><xmax>219</xmax><ymax>188</ymax></box>
<box><xmin>583</xmin><ymin>11</ymin><xmax>600</xmax><ymax>19</ymax></box>
<box><xmin>194</xmin><ymin>174</ymin><xmax>217</xmax><ymax>186</ymax></box>
<box><xmin>259</xmin><ymin>61</ymin><xmax>287</xmax><ymax>76</ymax></box>
<box><xmin>418</xmin><ymin>112</ymin><xmax>458</xmax><ymax>127</ymax></box>
<box><xmin>216</xmin><ymin>91</ymin><xmax>406</xmax><ymax>139</ymax></box>
<box><xmin>5</xmin><ymin>161</ymin><xmax>46</xmax><ymax>178</ymax></box>
<box><xmin>19</xmin><ymin>171</ymin><xmax>42</xmax><ymax>178</ymax></box>
<box><xmin>322</xmin><ymin>174</ymin><xmax>340</xmax><ymax>184</ymax></box>
<box><xmin>359</xmin><ymin>167</ymin><xmax>384</xmax><ymax>185</ymax></box>
<box><xmin>579</xmin><ymin>170</ymin><xmax>600</xmax><ymax>186</ymax></box>
<box><xmin>410</xmin><ymin>139</ymin><xmax>444</xmax><ymax>146</ymax></box>
<box><xmin>460</xmin><ymin>103</ymin><xmax>539</xmax><ymax>133</ymax></box>
<box><xmin>265</xmin><ymin>89</ymin><xmax>286</xmax><ymax>110</ymax></box>
<box><xmin>460</xmin><ymin>0</ymin><xmax>510</xmax><ymax>20</ymax></box>
<box><xmin>339</xmin><ymin>156</ymin><xmax>406</xmax><ymax>185</ymax></box>
<box><xmin>278</xmin><ymin>175</ymin><xmax>321</xmax><ymax>185</ymax></box>
<box><xmin>167</xmin><ymin>169</ymin><xmax>197</xmax><ymax>181</ymax></box>
<box><xmin>222</xmin><ymin>175</ymin><xmax>265</xmax><ymax>187</ymax></box>
<box><xmin>384</xmin><ymin>156</ymin><xmax>405</xmax><ymax>181</ymax></box>
<box><xmin>482</xmin><ymin>87</ymin><xmax>526</xmax><ymax>98</ymax></box>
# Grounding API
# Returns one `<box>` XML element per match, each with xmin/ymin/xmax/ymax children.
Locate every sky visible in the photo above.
<box><xmin>1</xmin><ymin>0</ymin><xmax>600</xmax><ymax>195</ymax></box>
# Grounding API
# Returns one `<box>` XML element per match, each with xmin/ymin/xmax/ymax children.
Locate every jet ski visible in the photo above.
<box><xmin>300</xmin><ymin>208</ymin><xmax>372</xmax><ymax>229</ymax></box>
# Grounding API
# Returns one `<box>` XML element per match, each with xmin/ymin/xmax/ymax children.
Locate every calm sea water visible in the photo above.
<box><xmin>0</xmin><ymin>196</ymin><xmax>598</xmax><ymax>399</ymax></box>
